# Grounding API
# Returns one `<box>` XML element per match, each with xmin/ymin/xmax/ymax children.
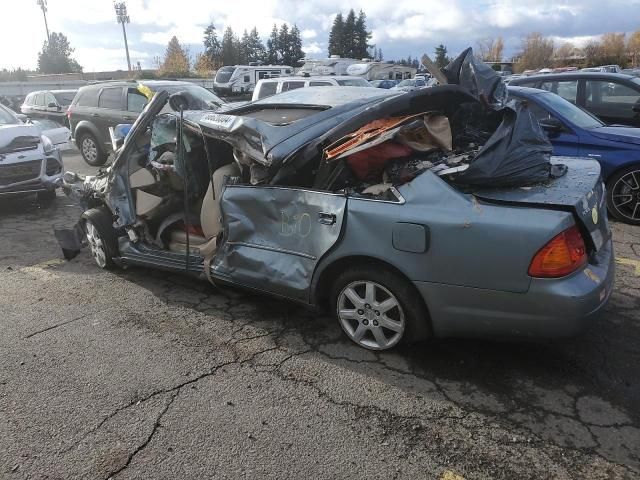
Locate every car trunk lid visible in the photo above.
<box><xmin>470</xmin><ymin>157</ymin><xmax>610</xmax><ymax>252</ymax></box>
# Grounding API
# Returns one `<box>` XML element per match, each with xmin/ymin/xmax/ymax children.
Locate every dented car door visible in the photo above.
<box><xmin>212</xmin><ymin>185</ymin><xmax>347</xmax><ymax>301</ymax></box>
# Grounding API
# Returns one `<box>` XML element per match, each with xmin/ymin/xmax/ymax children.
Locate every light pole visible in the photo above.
<box><xmin>114</xmin><ymin>2</ymin><xmax>131</xmax><ymax>72</ymax></box>
<box><xmin>37</xmin><ymin>0</ymin><xmax>50</xmax><ymax>42</ymax></box>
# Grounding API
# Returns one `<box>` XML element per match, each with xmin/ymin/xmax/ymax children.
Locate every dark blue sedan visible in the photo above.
<box><xmin>509</xmin><ymin>86</ymin><xmax>640</xmax><ymax>225</ymax></box>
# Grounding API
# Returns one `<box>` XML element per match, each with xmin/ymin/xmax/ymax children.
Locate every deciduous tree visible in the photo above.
<box><xmin>158</xmin><ymin>36</ymin><xmax>190</xmax><ymax>77</ymax></box>
<box><xmin>37</xmin><ymin>32</ymin><xmax>82</xmax><ymax>74</ymax></box>
<box><xmin>515</xmin><ymin>32</ymin><xmax>554</xmax><ymax>71</ymax></box>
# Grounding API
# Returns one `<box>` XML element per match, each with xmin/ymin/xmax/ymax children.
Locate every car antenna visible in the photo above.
<box><xmin>178</xmin><ymin>105</ymin><xmax>190</xmax><ymax>272</ymax></box>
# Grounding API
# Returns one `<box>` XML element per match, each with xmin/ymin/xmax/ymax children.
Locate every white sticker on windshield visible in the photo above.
<box><xmin>200</xmin><ymin>113</ymin><xmax>235</xmax><ymax>130</ymax></box>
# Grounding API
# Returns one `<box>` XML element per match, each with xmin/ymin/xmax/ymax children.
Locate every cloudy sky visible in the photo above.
<box><xmin>2</xmin><ymin>0</ymin><xmax>639</xmax><ymax>71</ymax></box>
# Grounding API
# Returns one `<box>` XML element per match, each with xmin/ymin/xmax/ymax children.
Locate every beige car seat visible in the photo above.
<box><xmin>168</xmin><ymin>162</ymin><xmax>241</xmax><ymax>253</ymax></box>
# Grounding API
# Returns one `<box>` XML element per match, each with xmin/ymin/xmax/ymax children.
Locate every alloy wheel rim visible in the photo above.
<box><xmin>82</xmin><ymin>137</ymin><xmax>97</xmax><ymax>163</ymax></box>
<box><xmin>337</xmin><ymin>280</ymin><xmax>405</xmax><ymax>350</ymax></box>
<box><xmin>611</xmin><ymin>170</ymin><xmax>640</xmax><ymax>221</ymax></box>
<box><xmin>85</xmin><ymin>221</ymin><xmax>106</xmax><ymax>267</ymax></box>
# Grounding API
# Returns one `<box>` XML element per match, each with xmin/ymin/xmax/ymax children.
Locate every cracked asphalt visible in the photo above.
<box><xmin>1</xmin><ymin>152</ymin><xmax>639</xmax><ymax>479</ymax></box>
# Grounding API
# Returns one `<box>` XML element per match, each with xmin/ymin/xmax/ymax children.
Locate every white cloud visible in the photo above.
<box><xmin>302</xmin><ymin>42</ymin><xmax>323</xmax><ymax>55</ymax></box>
<box><xmin>301</xmin><ymin>29</ymin><xmax>317</xmax><ymax>39</ymax></box>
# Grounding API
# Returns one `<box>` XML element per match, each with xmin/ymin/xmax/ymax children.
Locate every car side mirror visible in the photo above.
<box><xmin>632</xmin><ymin>103</ymin><xmax>640</xmax><ymax>113</ymax></box>
<box><xmin>16</xmin><ymin>113</ymin><xmax>28</xmax><ymax>122</ymax></box>
<box><xmin>168</xmin><ymin>92</ymin><xmax>190</xmax><ymax>111</ymax></box>
<box><xmin>539</xmin><ymin>118</ymin><xmax>564</xmax><ymax>137</ymax></box>
<box><xmin>47</xmin><ymin>102</ymin><xmax>57</xmax><ymax>108</ymax></box>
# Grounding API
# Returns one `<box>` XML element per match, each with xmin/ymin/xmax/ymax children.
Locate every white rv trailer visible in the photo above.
<box><xmin>346</xmin><ymin>62</ymin><xmax>416</xmax><ymax>81</ymax></box>
<box><xmin>213</xmin><ymin>65</ymin><xmax>294</xmax><ymax>95</ymax></box>
<box><xmin>297</xmin><ymin>56</ymin><xmax>359</xmax><ymax>76</ymax></box>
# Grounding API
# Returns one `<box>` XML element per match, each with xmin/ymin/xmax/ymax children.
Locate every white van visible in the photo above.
<box><xmin>213</xmin><ymin>65</ymin><xmax>294</xmax><ymax>95</ymax></box>
<box><xmin>251</xmin><ymin>76</ymin><xmax>372</xmax><ymax>101</ymax></box>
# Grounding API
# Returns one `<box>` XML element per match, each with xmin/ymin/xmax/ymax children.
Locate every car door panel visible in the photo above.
<box><xmin>213</xmin><ymin>185</ymin><xmax>347</xmax><ymax>301</ymax></box>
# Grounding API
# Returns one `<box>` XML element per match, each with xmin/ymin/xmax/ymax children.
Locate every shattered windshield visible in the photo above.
<box><xmin>159</xmin><ymin>84</ymin><xmax>224</xmax><ymax>109</ymax></box>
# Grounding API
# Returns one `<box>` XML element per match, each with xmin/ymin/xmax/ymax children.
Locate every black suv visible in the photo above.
<box><xmin>21</xmin><ymin>90</ymin><xmax>77</xmax><ymax>125</ymax></box>
<box><xmin>68</xmin><ymin>80</ymin><xmax>224</xmax><ymax>165</ymax></box>
<box><xmin>509</xmin><ymin>72</ymin><xmax>640</xmax><ymax>127</ymax></box>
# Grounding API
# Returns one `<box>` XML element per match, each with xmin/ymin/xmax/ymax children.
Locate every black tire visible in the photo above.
<box><xmin>77</xmin><ymin>131</ymin><xmax>107</xmax><ymax>166</ymax></box>
<box><xmin>81</xmin><ymin>207</ymin><xmax>118</xmax><ymax>269</ymax></box>
<box><xmin>36</xmin><ymin>189</ymin><xmax>57</xmax><ymax>204</ymax></box>
<box><xmin>606</xmin><ymin>165</ymin><xmax>640</xmax><ymax>225</ymax></box>
<box><xmin>330</xmin><ymin>265</ymin><xmax>430</xmax><ymax>350</ymax></box>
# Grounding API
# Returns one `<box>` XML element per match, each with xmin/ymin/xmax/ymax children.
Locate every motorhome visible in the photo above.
<box><xmin>346</xmin><ymin>62</ymin><xmax>416</xmax><ymax>81</ymax></box>
<box><xmin>213</xmin><ymin>65</ymin><xmax>294</xmax><ymax>95</ymax></box>
<box><xmin>297</xmin><ymin>56</ymin><xmax>359</xmax><ymax>76</ymax></box>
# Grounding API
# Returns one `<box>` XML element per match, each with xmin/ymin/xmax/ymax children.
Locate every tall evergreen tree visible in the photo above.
<box><xmin>328</xmin><ymin>13</ymin><xmax>344</xmax><ymax>57</ymax></box>
<box><xmin>288</xmin><ymin>25</ymin><xmax>305</xmax><ymax>66</ymax></box>
<box><xmin>203</xmin><ymin>23</ymin><xmax>221</xmax><ymax>68</ymax></box>
<box><xmin>434</xmin><ymin>44</ymin><xmax>450</xmax><ymax>68</ymax></box>
<box><xmin>277</xmin><ymin>24</ymin><xmax>290</xmax><ymax>65</ymax></box>
<box><xmin>342</xmin><ymin>9</ymin><xmax>357</xmax><ymax>58</ymax></box>
<box><xmin>354</xmin><ymin>10</ymin><xmax>371</xmax><ymax>59</ymax></box>
<box><xmin>238</xmin><ymin>30</ymin><xmax>250</xmax><ymax>64</ymax></box>
<box><xmin>221</xmin><ymin>26</ymin><xmax>238</xmax><ymax>65</ymax></box>
<box><xmin>267</xmin><ymin>24</ymin><xmax>279</xmax><ymax>64</ymax></box>
<box><xmin>37</xmin><ymin>32</ymin><xmax>82</xmax><ymax>74</ymax></box>
<box><xmin>247</xmin><ymin>27</ymin><xmax>267</xmax><ymax>63</ymax></box>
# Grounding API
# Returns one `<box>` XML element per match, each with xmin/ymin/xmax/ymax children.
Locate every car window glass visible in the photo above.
<box><xmin>127</xmin><ymin>90</ymin><xmax>147</xmax><ymax>112</ymax></box>
<box><xmin>258</xmin><ymin>82</ymin><xmax>278</xmax><ymax>99</ymax></box>
<box><xmin>98</xmin><ymin>88</ymin><xmax>122</xmax><ymax>109</ymax></box>
<box><xmin>53</xmin><ymin>91</ymin><xmax>76</xmax><ymax>105</ymax></box>
<box><xmin>243</xmin><ymin>75</ymin><xmax>250</xmax><ymax>83</ymax></box>
<box><xmin>309</xmin><ymin>81</ymin><xmax>332</xmax><ymax>86</ymax></box>
<box><xmin>0</xmin><ymin>106</ymin><xmax>18</xmax><ymax>125</ymax></box>
<box><xmin>76</xmin><ymin>89</ymin><xmax>99</xmax><ymax>107</ymax></box>
<box><xmin>586</xmin><ymin>80</ymin><xmax>640</xmax><ymax>105</ymax></box>
<box><xmin>45</xmin><ymin>93</ymin><xmax>56</xmax><ymax>106</ymax></box>
<box><xmin>282</xmin><ymin>81</ymin><xmax>305</xmax><ymax>92</ymax></box>
<box><xmin>35</xmin><ymin>93</ymin><xmax>45</xmax><ymax>106</ymax></box>
<box><xmin>540</xmin><ymin>81</ymin><xmax>578</xmax><ymax>104</ymax></box>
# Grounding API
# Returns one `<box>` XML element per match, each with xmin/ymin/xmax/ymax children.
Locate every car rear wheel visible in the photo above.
<box><xmin>331</xmin><ymin>266</ymin><xmax>429</xmax><ymax>350</ymax></box>
<box><xmin>606</xmin><ymin>165</ymin><xmax>640</xmax><ymax>225</ymax></box>
<box><xmin>78</xmin><ymin>132</ymin><xmax>107</xmax><ymax>166</ymax></box>
<box><xmin>81</xmin><ymin>207</ymin><xmax>118</xmax><ymax>269</ymax></box>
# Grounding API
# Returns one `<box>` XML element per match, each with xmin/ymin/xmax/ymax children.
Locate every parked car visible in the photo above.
<box><xmin>21</xmin><ymin>90</ymin><xmax>77</xmax><ymax>125</ymax></box>
<box><xmin>0</xmin><ymin>103</ymin><xmax>63</xmax><ymax>203</ymax></box>
<box><xmin>57</xmin><ymin>75</ymin><xmax>613</xmax><ymax>351</ymax></box>
<box><xmin>391</xmin><ymin>78</ymin><xmax>427</xmax><ymax>92</ymax></box>
<box><xmin>252</xmin><ymin>76</ymin><xmax>372</xmax><ymax>101</ymax></box>
<box><xmin>509</xmin><ymin>72</ymin><xmax>640</xmax><ymax>127</ymax></box>
<box><xmin>509</xmin><ymin>86</ymin><xmax>640</xmax><ymax>224</ymax></box>
<box><xmin>371</xmin><ymin>79</ymin><xmax>398</xmax><ymax>89</ymax></box>
<box><xmin>28</xmin><ymin>119</ymin><xmax>73</xmax><ymax>151</ymax></box>
<box><xmin>67</xmin><ymin>80</ymin><xmax>224</xmax><ymax>166</ymax></box>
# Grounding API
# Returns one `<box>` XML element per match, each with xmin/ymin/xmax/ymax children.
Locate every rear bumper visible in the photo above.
<box><xmin>415</xmin><ymin>238</ymin><xmax>615</xmax><ymax>339</ymax></box>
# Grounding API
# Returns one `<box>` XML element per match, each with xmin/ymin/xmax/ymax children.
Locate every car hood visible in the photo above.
<box><xmin>0</xmin><ymin>124</ymin><xmax>40</xmax><ymax>150</ymax></box>
<box><xmin>589</xmin><ymin>126</ymin><xmax>640</xmax><ymax>146</ymax></box>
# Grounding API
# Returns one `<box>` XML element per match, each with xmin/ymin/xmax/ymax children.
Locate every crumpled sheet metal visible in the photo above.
<box><xmin>325</xmin><ymin>113</ymin><xmax>452</xmax><ymax>161</ymax></box>
<box><xmin>213</xmin><ymin>185</ymin><xmax>346</xmax><ymax>301</ymax></box>
<box><xmin>443</xmin><ymin>47</ymin><xmax>508</xmax><ymax>109</ymax></box>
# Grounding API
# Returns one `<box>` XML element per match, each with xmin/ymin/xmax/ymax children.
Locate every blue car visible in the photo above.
<box><xmin>509</xmin><ymin>86</ymin><xmax>640</xmax><ymax>225</ymax></box>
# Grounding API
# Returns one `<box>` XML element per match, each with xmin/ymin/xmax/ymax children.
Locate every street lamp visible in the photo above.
<box><xmin>36</xmin><ymin>0</ymin><xmax>50</xmax><ymax>42</ymax></box>
<box><xmin>114</xmin><ymin>2</ymin><xmax>132</xmax><ymax>72</ymax></box>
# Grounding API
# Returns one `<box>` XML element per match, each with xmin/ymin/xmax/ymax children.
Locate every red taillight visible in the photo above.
<box><xmin>528</xmin><ymin>225</ymin><xmax>587</xmax><ymax>278</ymax></box>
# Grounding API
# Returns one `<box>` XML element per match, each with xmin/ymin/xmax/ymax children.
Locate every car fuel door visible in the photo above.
<box><xmin>212</xmin><ymin>186</ymin><xmax>347</xmax><ymax>301</ymax></box>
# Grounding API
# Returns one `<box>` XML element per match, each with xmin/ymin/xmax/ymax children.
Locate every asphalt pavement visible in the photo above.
<box><xmin>0</xmin><ymin>151</ymin><xmax>639</xmax><ymax>479</ymax></box>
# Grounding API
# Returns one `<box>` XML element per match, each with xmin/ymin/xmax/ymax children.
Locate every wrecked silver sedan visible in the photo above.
<box><xmin>56</xmin><ymin>52</ymin><xmax>614</xmax><ymax>350</ymax></box>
